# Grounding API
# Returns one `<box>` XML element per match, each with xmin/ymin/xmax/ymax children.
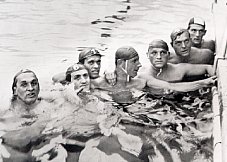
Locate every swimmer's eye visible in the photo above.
<box><xmin>73</xmin><ymin>75</ymin><xmax>81</xmax><ymax>80</ymax></box>
<box><xmin>83</xmin><ymin>73</ymin><xmax>89</xmax><ymax>79</ymax></box>
<box><xmin>184</xmin><ymin>39</ymin><xmax>189</xmax><ymax>44</ymax></box>
<box><xmin>31</xmin><ymin>80</ymin><xmax>38</xmax><ymax>86</ymax></box>
<box><xmin>20</xmin><ymin>82</ymin><xmax>27</xmax><ymax>87</ymax></box>
<box><xmin>96</xmin><ymin>60</ymin><xmax>101</xmax><ymax>65</ymax></box>
<box><xmin>174</xmin><ymin>41</ymin><xmax>181</xmax><ymax>46</ymax></box>
<box><xmin>160</xmin><ymin>51</ymin><xmax>168</xmax><ymax>56</ymax></box>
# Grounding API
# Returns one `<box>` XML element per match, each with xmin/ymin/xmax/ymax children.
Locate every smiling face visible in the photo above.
<box><xmin>172</xmin><ymin>32</ymin><xmax>192</xmax><ymax>57</ymax></box>
<box><xmin>83</xmin><ymin>55</ymin><xmax>101</xmax><ymax>79</ymax></box>
<box><xmin>147</xmin><ymin>47</ymin><xmax>169</xmax><ymax>69</ymax></box>
<box><xmin>14</xmin><ymin>72</ymin><xmax>40</xmax><ymax>105</ymax></box>
<box><xmin>188</xmin><ymin>24</ymin><xmax>206</xmax><ymax>46</ymax></box>
<box><xmin>126</xmin><ymin>56</ymin><xmax>142</xmax><ymax>78</ymax></box>
<box><xmin>71</xmin><ymin>69</ymin><xmax>90</xmax><ymax>92</ymax></box>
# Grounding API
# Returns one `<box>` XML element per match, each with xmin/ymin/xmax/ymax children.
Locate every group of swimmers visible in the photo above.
<box><xmin>0</xmin><ymin>17</ymin><xmax>217</xmax><ymax>161</ymax></box>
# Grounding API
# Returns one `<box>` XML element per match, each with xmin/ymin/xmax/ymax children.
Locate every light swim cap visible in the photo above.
<box><xmin>188</xmin><ymin>17</ymin><xmax>205</xmax><ymax>29</ymax></box>
<box><xmin>115</xmin><ymin>46</ymin><xmax>139</xmax><ymax>60</ymax></box>
<box><xmin>148</xmin><ymin>39</ymin><xmax>169</xmax><ymax>51</ymax></box>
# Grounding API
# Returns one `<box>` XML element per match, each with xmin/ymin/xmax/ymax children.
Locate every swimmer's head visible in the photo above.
<box><xmin>66</xmin><ymin>63</ymin><xmax>90</xmax><ymax>92</ymax></box>
<box><xmin>147</xmin><ymin>40</ymin><xmax>170</xmax><ymax>69</ymax></box>
<box><xmin>115</xmin><ymin>46</ymin><xmax>142</xmax><ymax>78</ymax></box>
<box><xmin>187</xmin><ymin>17</ymin><xmax>206</xmax><ymax>46</ymax></box>
<box><xmin>12</xmin><ymin>69</ymin><xmax>40</xmax><ymax>105</ymax></box>
<box><xmin>170</xmin><ymin>28</ymin><xmax>192</xmax><ymax>57</ymax></box>
<box><xmin>170</xmin><ymin>28</ymin><xmax>189</xmax><ymax>43</ymax></box>
<box><xmin>78</xmin><ymin>48</ymin><xmax>102</xmax><ymax>79</ymax></box>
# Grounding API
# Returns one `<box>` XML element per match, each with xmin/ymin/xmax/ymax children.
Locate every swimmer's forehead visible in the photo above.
<box><xmin>148</xmin><ymin>40</ymin><xmax>169</xmax><ymax>51</ymax></box>
<box><xmin>71</xmin><ymin>69</ymin><xmax>88</xmax><ymax>76</ymax></box>
<box><xmin>16</xmin><ymin>72</ymin><xmax>38</xmax><ymax>82</ymax></box>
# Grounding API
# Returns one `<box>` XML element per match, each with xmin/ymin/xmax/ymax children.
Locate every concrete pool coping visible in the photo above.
<box><xmin>212</xmin><ymin>1</ymin><xmax>227</xmax><ymax>162</ymax></box>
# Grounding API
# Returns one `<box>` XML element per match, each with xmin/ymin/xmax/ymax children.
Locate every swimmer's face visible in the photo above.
<box><xmin>14</xmin><ymin>72</ymin><xmax>40</xmax><ymax>105</ymax></box>
<box><xmin>188</xmin><ymin>24</ymin><xmax>206</xmax><ymax>46</ymax></box>
<box><xmin>147</xmin><ymin>47</ymin><xmax>169</xmax><ymax>68</ymax></box>
<box><xmin>71</xmin><ymin>69</ymin><xmax>90</xmax><ymax>92</ymax></box>
<box><xmin>83</xmin><ymin>55</ymin><xmax>101</xmax><ymax>79</ymax></box>
<box><xmin>126</xmin><ymin>56</ymin><xmax>142</xmax><ymax>78</ymax></box>
<box><xmin>172</xmin><ymin>32</ymin><xmax>192</xmax><ymax>57</ymax></box>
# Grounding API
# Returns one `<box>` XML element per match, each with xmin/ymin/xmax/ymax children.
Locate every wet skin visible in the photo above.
<box><xmin>14</xmin><ymin>72</ymin><xmax>40</xmax><ymax>105</ymax></box>
<box><xmin>172</xmin><ymin>32</ymin><xmax>192</xmax><ymax>57</ymax></box>
<box><xmin>147</xmin><ymin>47</ymin><xmax>169</xmax><ymax>69</ymax></box>
<box><xmin>83</xmin><ymin>55</ymin><xmax>101</xmax><ymax>79</ymax></box>
<box><xmin>188</xmin><ymin>24</ymin><xmax>206</xmax><ymax>46</ymax></box>
<box><xmin>126</xmin><ymin>56</ymin><xmax>142</xmax><ymax>78</ymax></box>
<box><xmin>71</xmin><ymin>69</ymin><xmax>90</xmax><ymax>92</ymax></box>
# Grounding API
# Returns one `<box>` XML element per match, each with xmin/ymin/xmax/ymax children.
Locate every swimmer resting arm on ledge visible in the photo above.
<box><xmin>145</xmin><ymin>75</ymin><xmax>217</xmax><ymax>92</ymax></box>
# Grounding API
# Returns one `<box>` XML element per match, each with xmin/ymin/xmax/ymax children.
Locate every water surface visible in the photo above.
<box><xmin>0</xmin><ymin>0</ymin><xmax>214</xmax><ymax>109</ymax></box>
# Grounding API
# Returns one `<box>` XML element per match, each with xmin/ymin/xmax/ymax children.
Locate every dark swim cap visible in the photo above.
<box><xmin>148</xmin><ymin>39</ymin><xmax>169</xmax><ymax>51</ymax></box>
<box><xmin>115</xmin><ymin>46</ymin><xmax>139</xmax><ymax>60</ymax></box>
<box><xmin>66</xmin><ymin>63</ymin><xmax>87</xmax><ymax>82</ymax></box>
<box><xmin>78</xmin><ymin>48</ymin><xmax>103</xmax><ymax>63</ymax></box>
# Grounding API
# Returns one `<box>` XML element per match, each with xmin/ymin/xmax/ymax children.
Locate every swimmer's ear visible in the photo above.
<box><xmin>203</xmin><ymin>30</ymin><xmax>207</xmax><ymax>36</ymax></box>
<box><xmin>13</xmin><ymin>87</ymin><xmax>17</xmax><ymax>95</ymax></box>
<box><xmin>116</xmin><ymin>59</ymin><xmax>126</xmax><ymax>68</ymax></box>
<box><xmin>146</xmin><ymin>52</ymin><xmax>149</xmax><ymax>58</ymax></box>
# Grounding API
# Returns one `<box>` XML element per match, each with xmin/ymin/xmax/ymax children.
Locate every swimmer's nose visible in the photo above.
<box><xmin>182</xmin><ymin>42</ymin><xmax>186</xmax><ymax>48</ymax></box>
<box><xmin>27</xmin><ymin>83</ymin><xmax>34</xmax><ymax>91</ymax></box>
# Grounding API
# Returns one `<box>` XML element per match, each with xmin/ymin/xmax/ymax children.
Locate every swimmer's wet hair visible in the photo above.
<box><xmin>11</xmin><ymin>69</ymin><xmax>39</xmax><ymax>101</ymax></box>
<box><xmin>170</xmin><ymin>28</ymin><xmax>190</xmax><ymax>44</ymax></box>
<box><xmin>65</xmin><ymin>63</ymin><xmax>87</xmax><ymax>82</ymax></box>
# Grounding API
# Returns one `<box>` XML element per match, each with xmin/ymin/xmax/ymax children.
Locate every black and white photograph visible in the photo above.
<box><xmin>0</xmin><ymin>0</ymin><xmax>226</xmax><ymax>161</ymax></box>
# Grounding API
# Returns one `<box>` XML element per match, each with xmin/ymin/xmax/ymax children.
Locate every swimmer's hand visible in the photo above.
<box><xmin>62</xmin><ymin>84</ymin><xmax>83</xmax><ymax>105</ymax></box>
<box><xmin>104</xmin><ymin>70</ymin><xmax>117</xmax><ymax>86</ymax></box>
<box><xmin>203</xmin><ymin>76</ymin><xmax>217</xmax><ymax>86</ymax></box>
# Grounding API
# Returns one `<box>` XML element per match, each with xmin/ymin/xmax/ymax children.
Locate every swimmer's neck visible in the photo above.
<box><xmin>151</xmin><ymin>64</ymin><xmax>168</xmax><ymax>76</ymax></box>
<box><xmin>12</xmin><ymin>98</ymin><xmax>40</xmax><ymax>114</ymax></box>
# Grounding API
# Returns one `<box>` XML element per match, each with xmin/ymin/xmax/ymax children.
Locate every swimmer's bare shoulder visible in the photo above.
<box><xmin>168</xmin><ymin>52</ymin><xmax>180</xmax><ymax>64</ymax></box>
<box><xmin>202</xmin><ymin>39</ymin><xmax>215</xmax><ymax>52</ymax></box>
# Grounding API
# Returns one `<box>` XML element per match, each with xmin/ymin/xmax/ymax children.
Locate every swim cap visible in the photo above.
<box><xmin>170</xmin><ymin>28</ymin><xmax>189</xmax><ymax>42</ymax></box>
<box><xmin>148</xmin><ymin>39</ymin><xmax>169</xmax><ymax>51</ymax></box>
<box><xmin>188</xmin><ymin>17</ymin><xmax>205</xmax><ymax>29</ymax></box>
<box><xmin>78</xmin><ymin>48</ymin><xmax>103</xmax><ymax>63</ymax></box>
<box><xmin>115</xmin><ymin>46</ymin><xmax>139</xmax><ymax>60</ymax></box>
<box><xmin>66</xmin><ymin>63</ymin><xmax>87</xmax><ymax>82</ymax></box>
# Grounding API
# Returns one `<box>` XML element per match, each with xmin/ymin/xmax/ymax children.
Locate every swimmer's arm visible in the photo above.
<box><xmin>146</xmin><ymin>76</ymin><xmax>217</xmax><ymax>92</ymax></box>
<box><xmin>183</xmin><ymin>64</ymin><xmax>214</xmax><ymax>77</ymax></box>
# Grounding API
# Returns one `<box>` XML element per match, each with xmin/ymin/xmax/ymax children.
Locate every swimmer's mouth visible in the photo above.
<box><xmin>91</xmin><ymin>70</ymin><xmax>99</xmax><ymax>74</ymax></box>
<box><xmin>27</xmin><ymin>93</ymin><xmax>36</xmax><ymax>98</ymax></box>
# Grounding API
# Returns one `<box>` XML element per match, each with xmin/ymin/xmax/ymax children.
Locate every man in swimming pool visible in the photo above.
<box><xmin>168</xmin><ymin>28</ymin><xmax>214</xmax><ymax>65</ymax></box>
<box><xmin>94</xmin><ymin>45</ymin><xmax>216</xmax><ymax>94</ymax></box>
<box><xmin>92</xmin><ymin>46</ymin><xmax>146</xmax><ymax>91</ymax></box>
<box><xmin>52</xmin><ymin>48</ymin><xmax>116</xmax><ymax>85</ymax></box>
<box><xmin>138</xmin><ymin>39</ymin><xmax>216</xmax><ymax>93</ymax></box>
<box><xmin>187</xmin><ymin>17</ymin><xmax>215</xmax><ymax>52</ymax></box>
